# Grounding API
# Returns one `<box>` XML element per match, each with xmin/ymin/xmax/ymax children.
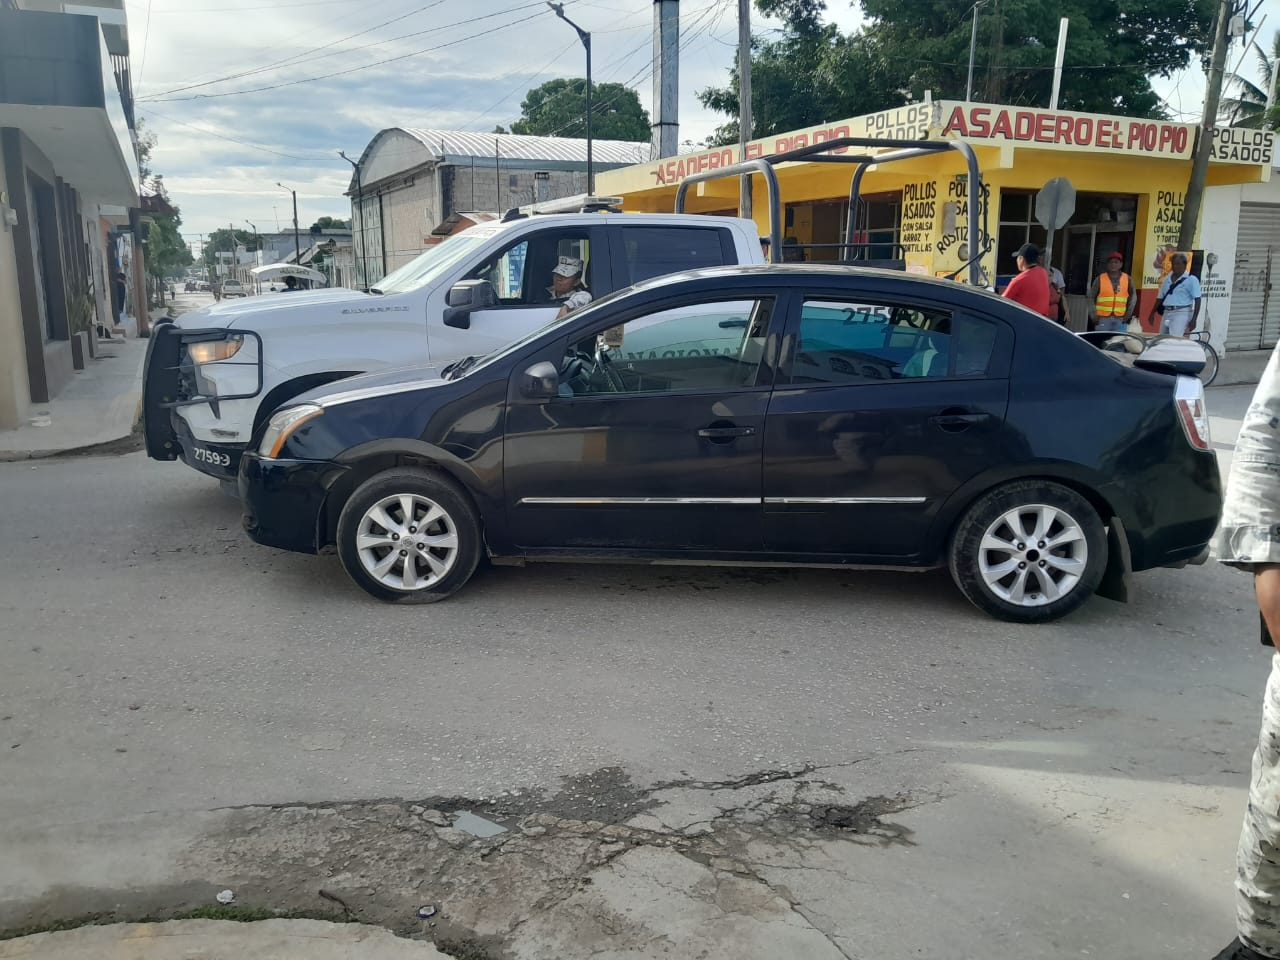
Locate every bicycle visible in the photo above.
<box><xmin>1187</xmin><ymin>329</ymin><xmax>1220</xmax><ymax>387</ymax></box>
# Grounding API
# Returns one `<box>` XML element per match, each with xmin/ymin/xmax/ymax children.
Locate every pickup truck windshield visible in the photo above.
<box><xmin>374</xmin><ymin>232</ymin><xmax>493</xmax><ymax>295</ymax></box>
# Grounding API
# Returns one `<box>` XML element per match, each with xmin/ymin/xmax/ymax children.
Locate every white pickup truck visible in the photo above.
<box><xmin>143</xmin><ymin>212</ymin><xmax>765</xmax><ymax>481</ymax></box>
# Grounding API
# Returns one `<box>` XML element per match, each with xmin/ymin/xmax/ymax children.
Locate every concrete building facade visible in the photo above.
<box><xmin>345</xmin><ymin>128</ymin><xmax>648</xmax><ymax>287</ymax></box>
<box><xmin>0</xmin><ymin>0</ymin><xmax>139</xmax><ymax>429</ymax></box>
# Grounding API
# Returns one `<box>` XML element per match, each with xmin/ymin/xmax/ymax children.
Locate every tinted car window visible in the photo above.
<box><xmin>794</xmin><ymin>300</ymin><xmax>997</xmax><ymax>385</ymax></box>
<box><xmin>620</xmin><ymin>227</ymin><xmax>727</xmax><ymax>286</ymax></box>
<box><xmin>563</xmin><ymin>298</ymin><xmax>773</xmax><ymax>397</ymax></box>
<box><xmin>468</xmin><ymin>232</ymin><xmax>591</xmax><ymax>306</ymax></box>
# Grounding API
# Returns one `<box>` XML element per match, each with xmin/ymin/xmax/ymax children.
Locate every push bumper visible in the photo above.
<box><xmin>142</xmin><ymin>322</ymin><xmax>264</xmax><ymax>475</ymax></box>
<box><xmin>172</xmin><ymin>412</ymin><xmax>245</xmax><ymax>482</ymax></box>
<box><xmin>239</xmin><ymin>450</ymin><xmax>349</xmax><ymax>554</ymax></box>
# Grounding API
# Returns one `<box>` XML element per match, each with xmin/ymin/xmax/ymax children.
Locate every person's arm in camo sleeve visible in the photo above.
<box><xmin>1214</xmin><ymin>347</ymin><xmax>1280</xmax><ymax>642</ymax></box>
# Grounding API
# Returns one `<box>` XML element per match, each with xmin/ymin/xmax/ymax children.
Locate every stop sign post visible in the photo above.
<box><xmin>1035</xmin><ymin>177</ymin><xmax>1076</xmax><ymax>276</ymax></box>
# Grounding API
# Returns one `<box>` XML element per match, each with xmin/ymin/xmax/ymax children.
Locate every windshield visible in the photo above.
<box><xmin>374</xmin><ymin>232</ymin><xmax>494</xmax><ymax>295</ymax></box>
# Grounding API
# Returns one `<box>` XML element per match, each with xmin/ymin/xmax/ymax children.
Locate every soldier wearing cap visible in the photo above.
<box><xmin>1087</xmin><ymin>251</ymin><xmax>1136</xmax><ymax>333</ymax></box>
<box><xmin>549</xmin><ymin>256</ymin><xmax>591</xmax><ymax>319</ymax></box>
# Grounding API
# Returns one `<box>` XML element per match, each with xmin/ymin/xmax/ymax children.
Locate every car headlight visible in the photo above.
<box><xmin>258</xmin><ymin>404</ymin><xmax>323</xmax><ymax>458</ymax></box>
<box><xmin>188</xmin><ymin>336</ymin><xmax>243</xmax><ymax>364</ymax></box>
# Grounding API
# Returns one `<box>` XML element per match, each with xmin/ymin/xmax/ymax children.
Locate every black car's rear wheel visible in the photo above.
<box><xmin>336</xmin><ymin>468</ymin><xmax>482</xmax><ymax>604</ymax></box>
<box><xmin>948</xmin><ymin>481</ymin><xmax>1106</xmax><ymax>623</ymax></box>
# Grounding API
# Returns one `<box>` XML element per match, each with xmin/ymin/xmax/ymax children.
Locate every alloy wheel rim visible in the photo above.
<box><xmin>977</xmin><ymin>503</ymin><xmax>1087</xmax><ymax>607</ymax></box>
<box><xmin>356</xmin><ymin>493</ymin><xmax>459</xmax><ymax>591</ymax></box>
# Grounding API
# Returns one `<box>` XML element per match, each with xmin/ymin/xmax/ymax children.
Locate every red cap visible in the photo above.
<box><xmin>1106</xmin><ymin>251</ymin><xmax>1124</xmax><ymax>261</ymax></box>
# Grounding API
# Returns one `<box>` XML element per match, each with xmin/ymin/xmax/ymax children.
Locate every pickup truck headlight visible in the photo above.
<box><xmin>188</xmin><ymin>336</ymin><xmax>243</xmax><ymax>364</ymax></box>
<box><xmin>259</xmin><ymin>404</ymin><xmax>323</xmax><ymax>459</ymax></box>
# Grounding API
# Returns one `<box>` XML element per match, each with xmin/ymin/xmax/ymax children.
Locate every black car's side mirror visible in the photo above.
<box><xmin>520</xmin><ymin>361</ymin><xmax>560</xmax><ymax>400</ymax></box>
<box><xmin>443</xmin><ymin>280</ymin><xmax>498</xmax><ymax>329</ymax></box>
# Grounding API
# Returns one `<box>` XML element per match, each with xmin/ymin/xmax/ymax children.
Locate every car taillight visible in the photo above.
<box><xmin>1174</xmin><ymin>375</ymin><xmax>1211</xmax><ymax>451</ymax></box>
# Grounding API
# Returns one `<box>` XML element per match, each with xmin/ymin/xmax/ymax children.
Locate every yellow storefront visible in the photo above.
<box><xmin>597</xmin><ymin>100</ymin><xmax>1274</xmax><ymax>330</ymax></box>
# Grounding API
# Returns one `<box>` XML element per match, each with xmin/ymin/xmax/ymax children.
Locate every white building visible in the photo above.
<box><xmin>345</xmin><ymin>128</ymin><xmax>649</xmax><ymax>287</ymax></box>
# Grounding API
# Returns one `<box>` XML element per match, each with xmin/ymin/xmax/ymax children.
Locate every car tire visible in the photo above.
<box><xmin>336</xmin><ymin>468</ymin><xmax>482</xmax><ymax>604</ymax></box>
<box><xmin>948</xmin><ymin>480</ymin><xmax>1107</xmax><ymax>624</ymax></box>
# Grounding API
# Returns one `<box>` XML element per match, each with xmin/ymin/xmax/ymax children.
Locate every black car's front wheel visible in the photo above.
<box><xmin>948</xmin><ymin>480</ymin><xmax>1107</xmax><ymax>623</ymax></box>
<box><xmin>336</xmin><ymin>468</ymin><xmax>482</xmax><ymax>604</ymax></box>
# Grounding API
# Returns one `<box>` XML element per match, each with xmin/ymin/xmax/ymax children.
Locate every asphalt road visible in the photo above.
<box><xmin>0</xmin><ymin>381</ymin><xmax>1267</xmax><ymax>956</ymax></box>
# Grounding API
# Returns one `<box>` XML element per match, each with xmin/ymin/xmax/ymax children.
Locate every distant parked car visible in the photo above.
<box><xmin>221</xmin><ymin>279</ymin><xmax>247</xmax><ymax>298</ymax></box>
<box><xmin>184</xmin><ymin>280</ymin><xmax>197</xmax><ymax>292</ymax></box>
<box><xmin>238</xmin><ymin>264</ymin><xmax>1221</xmax><ymax>623</ymax></box>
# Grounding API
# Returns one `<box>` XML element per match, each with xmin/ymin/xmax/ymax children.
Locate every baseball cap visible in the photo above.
<box><xmin>1014</xmin><ymin>243</ymin><xmax>1040</xmax><ymax>263</ymax></box>
<box><xmin>552</xmin><ymin>255</ymin><xmax>583</xmax><ymax>277</ymax></box>
<box><xmin>1105</xmin><ymin>250</ymin><xmax>1124</xmax><ymax>262</ymax></box>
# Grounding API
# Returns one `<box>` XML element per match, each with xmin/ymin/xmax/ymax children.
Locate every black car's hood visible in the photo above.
<box><xmin>296</xmin><ymin>363</ymin><xmax>449</xmax><ymax>408</ymax></box>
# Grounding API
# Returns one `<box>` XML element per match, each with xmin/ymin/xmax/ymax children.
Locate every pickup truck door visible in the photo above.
<box><xmin>433</xmin><ymin>223</ymin><xmax>612</xmax><ymax>361</ymax></box>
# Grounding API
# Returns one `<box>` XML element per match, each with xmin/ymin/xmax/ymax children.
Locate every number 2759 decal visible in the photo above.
<box><xmin>193</xmin><ymin>447</ymin><xmax>232</xmax><ymax>468</ymax></box>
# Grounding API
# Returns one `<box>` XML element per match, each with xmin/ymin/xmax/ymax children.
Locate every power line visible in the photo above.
<box><xmin>142</xmin><ymin>0</ymin><xmax>449</xmax><ymax>101</ymax></box>
<box><xmin>139</xmin><ymin>0</ymin><xmax>555</xmax><ymax>103</ymax></box>
<box><xmin>539</xmin><ymin>0</ymin><xmax>727</xmax><ymax>138</ymax></box>
<box><xmin>134</xmin><ymin>0</ymin><xmax>154</xmax><ymax>96</ymax></box>
<box><xmin>138</xmin><ymin>107</ymin><xmax>318</xmax><ymax>161</ymax></box>
<box><xmin>464</xmin><ymin>39</ymin><xmax>579</xmax><ymax>129</ymax></box>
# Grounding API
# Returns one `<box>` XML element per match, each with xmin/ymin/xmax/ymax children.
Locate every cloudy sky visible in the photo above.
<box><xmin>124</xmin><ymin>0</ymin><xmax>1275</xmax><ymax>246</ymax></box>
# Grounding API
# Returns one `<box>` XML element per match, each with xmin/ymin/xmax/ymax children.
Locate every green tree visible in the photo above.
<box><xmin>700</xmin><ymin>0</ymin><xmax>1217</xmax><ymax>142</ymax></box>
<box><xmin>1224</xmin><ymin>31</ymin><xmax>1280</xmax><ymax>129</ymax></box>
<box><xmin>508</xmin><ymin>78</ymin><xmax>651</xmax><ymax>141</ymax></box>
<box><xmin>202</xmin><ymin>228</ymin><xmax>257</xmax><ymax>271</ymax></box>
<box><xmin>309</xmin><ymin>215</ymin><xmax>351</xmax><ymax>231</ymax></box>
<box><xmin>145</xmin><ymin>212</ymin><xmax>193</xmax><ymax>282</ymax></box>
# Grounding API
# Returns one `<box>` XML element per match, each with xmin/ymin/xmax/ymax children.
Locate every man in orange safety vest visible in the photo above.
<box><xmin>1087</xmin><ymin>251</ymin><xmax>1136</xmax><ymax>333</ymax></box>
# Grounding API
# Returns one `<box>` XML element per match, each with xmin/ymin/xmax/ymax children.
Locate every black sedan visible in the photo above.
<box><xmin>239</xmin><ymin>265</ymin><xmax>1220</xmax><ymax>623</ymax></box>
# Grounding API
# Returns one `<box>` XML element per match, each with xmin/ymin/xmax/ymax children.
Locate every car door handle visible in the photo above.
<box><xmin>698</xmin><ymin>425</ymin><xmax>756</xmax><ymax>439</ymax></box>
<box><xmin>930</xmin><ymin>409</ymin><xmax>992</xmax><ymax>432</ymax></box>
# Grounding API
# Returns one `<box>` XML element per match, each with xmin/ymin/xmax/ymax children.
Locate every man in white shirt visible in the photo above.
<box><xmin>1148</xmin><ymin>252</ymin><xmax>1202</xmax><ymax>337</ymax></box>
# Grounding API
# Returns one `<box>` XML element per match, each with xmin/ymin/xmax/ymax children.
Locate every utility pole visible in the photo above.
<box><xmin>339</xmin><ymin>150</ymin><xmax>365</xmax><ymax>289</ymax></box>
<box><xmin>738</xmin><ymin>0</ymin><xmax>752</xmax><ymax>220</ymax></box>
<box><xmin>1048</xmin><ymin>17</ymin><xmax>1068</xmax><ymax>109</ymax></box>
<box><xmin>548</xmin><ymin>2</ymin><xmax>593</xmax><ymax>193</ymax></box>
<box><xmin>1179</xmin><ymin>0</ymin><xmax>1234</xmax><ymax>250</ymax></box>
<box><xmin>278</xmin><ymin>182</ymin><xmax>301</xmax><ymax>263</ymax></box>
<box><xmin>965</xmin><ymin>0</ymin><xmax>983</xmax><ymax>101</ymax></box>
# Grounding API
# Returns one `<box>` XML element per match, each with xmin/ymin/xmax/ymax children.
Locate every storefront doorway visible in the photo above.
<box><xmin>998</xmin><ymin>189</ymin><xmax>1136</xmax><ymax>328</ymax></box>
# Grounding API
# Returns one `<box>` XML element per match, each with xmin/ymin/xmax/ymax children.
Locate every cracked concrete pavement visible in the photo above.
<box><xmin>0</xmin><ymin>384</ymin><xmax>1267</xmax><ymax>957</ymax></box>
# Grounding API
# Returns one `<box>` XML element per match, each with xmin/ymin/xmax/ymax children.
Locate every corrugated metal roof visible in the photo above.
<box><xmin>401</xmin><ymin>128</ymin><xmax>650</xmax><ymax>165</ymax></box>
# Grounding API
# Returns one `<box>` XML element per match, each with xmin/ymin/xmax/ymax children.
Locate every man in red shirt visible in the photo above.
<box><xmin>1002</xmin><ymin>243</ymin><xmax>1052</xmax><ymax>318</ymax></box>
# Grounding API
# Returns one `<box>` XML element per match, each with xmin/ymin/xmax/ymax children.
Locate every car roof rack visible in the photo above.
<box><xmin>673</xmin><ymin>137</ymin><xmax>989</xmax><ymax>286</ymax></box>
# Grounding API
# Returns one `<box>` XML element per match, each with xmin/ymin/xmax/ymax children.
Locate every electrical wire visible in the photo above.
<box><xmin>539</xmin><ymin>0</ymin><xmax>727</xmax><ymax>137</ymax></box>
<box><xmin>142</xmin><ymin>0</ymin><xmax>450</xmax><ymax>100</ymax></box>
<box><xmin>134</xmin><ymin>0</ymin><xmax>154</xmax><ymax>97</ymax></box>
<box><xmin>463</xmin><ymin>39</ymin><xmax>579</xmax><ymax>129</ymax></box>
<box><xmin>139</xmin><ymin>4</ymin><xmax>555</xmax><ymax>103</ymax></box>
<box><xmin>138</xmin><ymin>107</ymin><xmax>318</xmax><ymax>161</ymax></box>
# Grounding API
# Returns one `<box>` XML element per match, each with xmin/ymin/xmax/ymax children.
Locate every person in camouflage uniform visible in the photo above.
<box><xmin>1214</xmin><ymin>347</ymin><xmax>1280</xmax><ymax>960</ymax></box>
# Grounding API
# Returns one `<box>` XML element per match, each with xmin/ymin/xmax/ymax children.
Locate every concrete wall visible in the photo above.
<box><xmin>0</xmin><ymin>154</ymin><xmax>32</xmax><ymax>429</ymax></box>
<box><xmin>1199</xmin><ymin>183</ymin><xmax>1246</xmax><ymax>356</ymax></box>
<box><xmin>1200</xmin><ymin>176</ymin><xmax>1280</xmax><ymax>354</ymax></box>
<box><xmin>380</xmin><ymin>173</ymin><xmax>440</xmax><ymax>273</ymax></box>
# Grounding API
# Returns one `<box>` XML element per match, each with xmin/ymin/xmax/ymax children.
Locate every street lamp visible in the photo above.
<box><xmin>277</xmin><ymin>181</ymin><xmax>300</xmax><ymax>264</ymax></box>
<box><xmin>547</xmin><ymin>1</ymin><xmax>593</xmax><ymax>194</ymax></box>
<box><xmin>339</xmin><ymin>150</ymin><xmax>366</xmax><ymax>290</ymax></box>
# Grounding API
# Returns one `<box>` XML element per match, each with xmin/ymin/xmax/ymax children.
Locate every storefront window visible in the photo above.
<box><xmin>997</xmin><ymin>190</ymin><xmax>1048</xmax><ymax>277</ymax></box>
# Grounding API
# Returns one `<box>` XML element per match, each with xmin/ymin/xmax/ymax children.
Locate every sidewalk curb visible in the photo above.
<box><xmin>0</xmin><ymin>919</ymin><xmax>450</xmax><ymax>959</ymax></box>
<box><xmin>0</xmin><ymin>402</ymin><xmax>143</xmax><ymax>462</ymax></box>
